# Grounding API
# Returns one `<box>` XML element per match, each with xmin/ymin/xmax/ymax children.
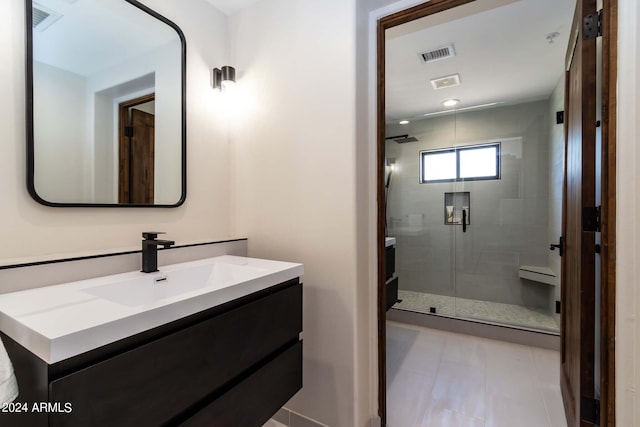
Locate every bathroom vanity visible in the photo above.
<box><xmin>0</xmin><ymin>256</ymin><xmax>303</xmax><ymax>426</ymax></box>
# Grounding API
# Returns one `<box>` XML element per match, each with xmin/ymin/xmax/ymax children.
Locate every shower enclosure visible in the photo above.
<box><xmin>385</xmin><ymin>97</ymin><xmax>564</xmax><ymax>333</ymax></box>
<box><xmin>381</xmin><ymin>0</ymin><xmax>576</xmax><ymax>334</ymax></box>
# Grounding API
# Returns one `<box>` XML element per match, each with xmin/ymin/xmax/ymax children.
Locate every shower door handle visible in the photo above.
<box><xmin>550</xmin><ymin>237</ymin><xmax>563</xmax><ymax>256</ymax></box>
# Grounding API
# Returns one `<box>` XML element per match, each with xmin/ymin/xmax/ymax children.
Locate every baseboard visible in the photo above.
<box><xmin>387</xmin><ymin>308</ymin><xmax>560</xmax><ymax>351</ymax></box>
<box><xmin>368</xmin><ymin>415</ymin><xmax>382</xmax><ymax>427</ymax></box>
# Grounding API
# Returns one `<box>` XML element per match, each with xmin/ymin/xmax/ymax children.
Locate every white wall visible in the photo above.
<box><xmin>616</xmin><ymin>0</ymin><xmax>640</xmax><ymax>424</ymax></box>
<box><xmin>228</xmin><ymin>1</ymin><xmax>374</xmax><ymax>425</ymax></box>
<box><xmin>0</xmin><ymin>0</ymin><xmax>233</xmax><ymax>262</ymax></box>
<box><xmin>355</xmin><ymin>0</ymin><xmax>377</xmax><ymax>424</ymax></box>
<box><xmin>32</xmin><ymin>61</ymin><xmax>88</xmax><ymax>202</ymax></box>
<box><xmin>3</xmin><ymin>1</ymin><xmax>378</xmax><ymax>425</ymax></box>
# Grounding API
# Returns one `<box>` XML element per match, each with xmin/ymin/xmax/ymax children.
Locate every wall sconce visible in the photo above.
<box><xmin>386</xmin><ymin>158</ymin><xmax>396</xmax><ymax>172</ymax></box>
<box><xmin>212</xmin><ymin>66</ymin><xmax>236</xmax><ymax>91</ymax></box>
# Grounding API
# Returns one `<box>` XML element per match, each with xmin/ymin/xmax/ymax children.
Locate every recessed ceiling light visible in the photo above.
<box><xmin>442</xmin><ymin>99</ymin><xmax>460</xmax><ymax>108</ymax></box>
<box><xmin>399</xmin><ymin>120</ymin><xmax>409</xmax><ymax>125</ymax></box>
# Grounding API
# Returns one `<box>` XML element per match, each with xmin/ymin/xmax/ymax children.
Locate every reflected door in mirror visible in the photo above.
<box><xmin>118</xmin><ymin>95</ymin><xmax>155</xmax><ymax>204</ymax></box>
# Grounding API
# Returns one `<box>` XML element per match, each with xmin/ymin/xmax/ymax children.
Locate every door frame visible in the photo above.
<box><xmin>375</xmin><ymin>1</ymin><xmax>617</xmax><ymax>425</ymax></box>
<box><xmin>598</xmin><ymin>1</ymin><xmax>617</xmax><ymax>424</ymax></box>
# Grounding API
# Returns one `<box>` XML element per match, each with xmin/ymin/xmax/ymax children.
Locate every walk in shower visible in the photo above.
<box><xmin>383</xmin><ymin>0</ymin><xmax>575</xmax><ymax>333</ymax></box>
<box><xmin>386</xmin><ymin>100</ymin><xmax>563</xmax><ymax>332</ymax></box>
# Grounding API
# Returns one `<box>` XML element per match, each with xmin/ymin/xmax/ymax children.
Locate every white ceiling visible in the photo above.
<box><xmin>34</xmin><ymin>0</ymin><xmax>178</xmax><ymax>76</ymax></box>
<box><xmin>385</xmin><ymin>0</ymin><xmax>576</xmax><ymax>123</ymax></box>
<box><xmin>205</xmin><ymin>0</ymin><xmax>405</xmax><ymax>16</ymax></box>
<box><xmin>203</xmin><ymin>0</ymin><xmax>262</xmax><ymax>16</ymax></box>
<box><xmin>34</xmin><ymin>0</ymin><xmax>575</xmax><ymax>116</ymax></box>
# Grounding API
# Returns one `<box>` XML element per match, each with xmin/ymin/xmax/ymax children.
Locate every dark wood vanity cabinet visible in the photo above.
<box><xmin>385</xmin><ymin>245</ymin><xmax>398</xmax><ymax>311</ymax></box>
<box><xmin>385</xmin><ymin>245</ymin><xmax>395</xmax><ymax>282</ymax></box>
<box><xmin>0</xmin><ymin>279</ymin><xmax>302</xmax><ymax>427</ymax></box>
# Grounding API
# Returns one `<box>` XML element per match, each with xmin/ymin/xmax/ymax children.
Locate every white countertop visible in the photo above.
<box><xmin>0</xmin><ymin>256</ymin><xmax>303</xmax><ymax>364</ymax></box>
<box><xmin>387</xmin><ymin>225</ymin><xmax>429</xmax><ymax>236</ymax></box>
<box><xmin>385</xmin><ymin>237</ymin><xmax>396</xmax><ymax>247</ymax></box>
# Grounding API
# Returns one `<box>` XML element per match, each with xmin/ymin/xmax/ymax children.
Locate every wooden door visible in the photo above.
<box><xmin>129</xmin><ymin>109</ymin><xmax>155</xmax><ymax>204</ymax></box>
<box><xmin>118</xmin><ymin>94</ymin><xmax>155</xmax><ymax>204</ymax></box>
<box><xmin>561</xmin><ymin>0</ymin><xmax>598</xmax><ymax>425</ymax></box>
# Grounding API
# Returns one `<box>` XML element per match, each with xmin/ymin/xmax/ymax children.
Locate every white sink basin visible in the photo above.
<box><xmin>0</xmin><ymin>255</ymin><xmax>303</xmax><ymax>363</ymax></box>
<box><xmin>83</xmin><ymin>262</ymin><xmax>268</xmax><ymax>307</ymax></box>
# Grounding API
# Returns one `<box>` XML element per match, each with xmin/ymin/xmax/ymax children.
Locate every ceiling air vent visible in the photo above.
<box><xmin>32</xmin><ymin>3</ymin><xmax>62</xmax><ymax>32</ymax></box>
<box><xmin>32</xmin><ymin>7</ymin><xmax>50</xmax><ymax>28</ymax></box>
<box><xmin>419</xmin><ymin>44</ymin><xmax>456</xmax><ymax>64</ymax></box>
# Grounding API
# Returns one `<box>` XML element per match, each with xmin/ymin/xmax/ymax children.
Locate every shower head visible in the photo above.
<box><xmin>395</xmin><ymin>136</ymin><xmax>418</xmax><ymax>143</ymax></box>
<box><xmin>385</xmin><ymin>134</ymin><xmax>419</xmax><ymax>143</ymax></box>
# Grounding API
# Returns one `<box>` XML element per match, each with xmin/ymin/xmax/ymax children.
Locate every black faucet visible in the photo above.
<box><xmin>141</xmin><ymin>232</ymin><xmax>175</xmax><ymax>273</ymax></box>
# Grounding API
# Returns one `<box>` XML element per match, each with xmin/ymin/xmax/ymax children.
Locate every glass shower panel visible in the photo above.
<box><xmin>385</xmin><ymin>113</ymin><xmax>458</xmax><ymax>317</ymax></box>
<box><xmin>451</xmin><ymin>102</ymin><xmax>559</xmax><ymax>332</ymax></box>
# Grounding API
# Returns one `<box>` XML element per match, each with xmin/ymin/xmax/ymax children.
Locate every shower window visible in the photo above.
<box><xmin>420</xmin><ymin>142</ymin><xmax>501</xmax><ymax>183</ymax></box>
<box><xmin>420</xmin><ymin>149</ymin><xmax>457</xmax><ymax>182</ymax></box>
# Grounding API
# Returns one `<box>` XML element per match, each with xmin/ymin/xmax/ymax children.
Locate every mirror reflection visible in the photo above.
<box><xmin>28</xmin><ymin>0</ymin><xmax>185</xmax><ymax>206</ymax></box>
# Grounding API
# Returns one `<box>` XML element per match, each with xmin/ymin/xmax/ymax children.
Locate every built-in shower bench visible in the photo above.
<box><xmin>518</xmin><ymin>265</ymin><xmax>557</xmax><ymax>285</ymax></box>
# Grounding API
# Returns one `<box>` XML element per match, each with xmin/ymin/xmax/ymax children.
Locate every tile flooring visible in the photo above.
<box><xmin>386</xmin><ymin>321</ymin><xmax>567</xmax><ymax>427</ymax></box>
<box><xmin>263</xmin><ymin>409</ymin><xmax>326</xmax><ymax>427</ymax></box>
<box><xmin>395</xmin><ymin>290</ymin><xmax>559</xmax><ymax>333</ymax></box>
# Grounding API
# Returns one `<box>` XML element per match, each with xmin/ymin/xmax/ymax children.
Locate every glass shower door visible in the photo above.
<box><xmin>385</xmin><ymin>113</ymin><xmax>458</xmax><ymax>317</ymax></box>
<box><xmin>451</xmin><ymin>103</ymin><xmax>560</xmax><ymax>332</ymax></box>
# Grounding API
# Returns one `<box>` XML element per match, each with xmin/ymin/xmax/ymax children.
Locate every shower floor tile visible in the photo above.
<box><xmin>395</xmin><ymin>290</ymin><xmax>559</xmax><ymax>332</ymax></box>
<box><xmin>386</xmin><ymin>321</ymin><xmax>567</xmax><ymax>427</ymax></box>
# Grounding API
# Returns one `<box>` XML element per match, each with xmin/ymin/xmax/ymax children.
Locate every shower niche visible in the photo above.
<box><xmin>444</xmin><ymin>192</ymin><xmax>470</xmax><ymax>227</ymax></box>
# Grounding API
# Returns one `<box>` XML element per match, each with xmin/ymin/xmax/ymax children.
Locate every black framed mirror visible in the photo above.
<box><xmin>26</xmin><ymin>0</ymin><xmax>186</xmax><ymax>207</ymax></box>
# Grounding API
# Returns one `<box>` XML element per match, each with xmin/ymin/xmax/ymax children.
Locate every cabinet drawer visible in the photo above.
<box><xmin>385</xmin><ymin>246</ymin><xmax>395</xmax><ymax>280</ymax></box>
<box><xmin>181</xmin><ymin>341</ymin><xmax>303</xmax><ymax>427</ymax></box>
<box><xmin>49</xmin><ymin>284</ymin><xmax>302</xmax><ymax>427</ymax></box>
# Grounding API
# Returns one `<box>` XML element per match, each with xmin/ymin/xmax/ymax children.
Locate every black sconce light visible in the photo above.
<box><xmin>212</xmin><ymin>66</ymin><xmax>236</xmax><ymax>91</ymax></box>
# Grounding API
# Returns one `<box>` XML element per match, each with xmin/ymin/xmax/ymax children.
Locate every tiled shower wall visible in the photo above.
<box><xmin>386</xmin><ymin>100</ymin><xmax>553</xmax><ymax>309</ymax></box>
